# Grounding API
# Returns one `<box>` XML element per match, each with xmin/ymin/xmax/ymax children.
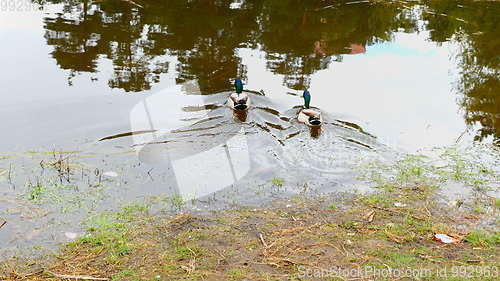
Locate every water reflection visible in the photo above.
<box><xmin>2</xmin><ymin>0</ymin><xmax>499</xmax><ymax>261</ymax></box>
<box><xmin>233</xmin><ymin>109</ymin><xmax>248</xmax><ymax>122</ymax></box>
<box><xmin>96</xmin><ymin>79</ymin><xmax>379</xmax><ymax>201</ymax></box>
<box><xmin>116</xmin><ymin>80</ymin><xmax>265</xmax><ymax>200</ymax></box>
<box><xmin>34</xmin><ymin>0</ymin><xmax>500</xmax><ymax>145</ymax></box>
<box><xmin>422</xmin><ymin>0</ymin><xmax>500</xmax><ymax>144</ymax></box>
<box><xmin>309</xmin><ymin>126</ymin><xmax>322</xmax><ymax>139</ymax></box>
<box><xmin>40</xmin><ymin>0</ymin><xmax>416</xmax><ymax>93</ymax></box>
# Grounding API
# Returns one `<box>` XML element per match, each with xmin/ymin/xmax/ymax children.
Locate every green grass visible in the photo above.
<box><xmin>464</xmin><ymin>231</ymin><xmax>500</xmax><ymax>247</ymax></box>
<box><xmin>112</xmin><ymin>269</ymin><xmax>136</xmax><ymax>280</ymax></box>
<box><xmin>174</xmin><ymin>246</ymin><xmax>198</xmax><ymax>260</ymax></box>
<box><xmin>359</xmin><ymin>146</ymin><xmax>499</xmax><ymax>193</ymax></box>
<box><xmin>77</xmin><ymin>216</ymin><xmax>131</xmax><ymax>258</ymax></box>
<box><xmin>168</xmin><ymin>194</ymin><xmax>185</xmax><ymax>210</ymax></box>
<box><xmin>362</xmin><ymin>192</ymin><xmax>393</xmax><ymax>207</ymax></box>
<box><xmin>22</xmin><ymin>170</ymin><xmax>110</xmax><ymax>214</ymax></box>
<box><xmin>227</xmin><ymin>268</ymin><xmax>245</xmax><ymax>280</ymax></box>
<box><xmin>27</xmin><ymin>181</ymin><xmax>46</xmax><ymax>202</ymax></box>
<box><xmin>117</xmin><ymin>203</ymin><xmax>149</xmax><ymax>221</ymax></box>
<box><xmin>328</xmin><ymin>204</ymin><xmax>338</xmax><ymax>210</ymax></box>
<box><xmin>72</xmin><ymin>203</ymin><xmax>150</xmax><ymax>261</ymax></box>
<box><xmin>270</xmin><ymin>177</ymin><xmax>284</xmax><ymax>187</ymax></box>
<box><xmin>388</xmin><ymin>252</ymin><xmax>416</xmax><ymax>266</ymax></box>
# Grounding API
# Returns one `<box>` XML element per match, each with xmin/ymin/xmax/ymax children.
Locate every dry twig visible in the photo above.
<box><xmin>0</xmin><ymin>217</ymin><xmax>6</xmax><ymax>230</ymax></box>
<box><xmin>372</xmin><ymin>206</ymin><xmax>424</xmax><ymax>220</ymax></box>
<box><xmin>259</xmin><ymin>233</ymin><xmax>268</xmax><ymax>247</ymax></box>
<box><xmin>364</xmin><ymin>210</ymin><xmax>375</xmax><ymax>222</ymax></box>
<box><xmin>45</xmin><ymin>271</ymin><xmax>109</xmax><ymax>280</ymax></box>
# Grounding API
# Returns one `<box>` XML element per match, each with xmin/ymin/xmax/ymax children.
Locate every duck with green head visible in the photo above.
<box><xmin>228</xmin><ymin>79</ymin><xmax>250</xmax><ymax>110</ymax></box>
<box><xmin>298</xmin><ymin>90</ymin><xmax>322</xmax><ymax>126</ymax></box>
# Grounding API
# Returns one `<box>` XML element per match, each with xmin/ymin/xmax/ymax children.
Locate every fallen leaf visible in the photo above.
<box><xmin>364</xmin><ymin>210</ymin><xmax>375</xmax><ymax>222</ymax></box>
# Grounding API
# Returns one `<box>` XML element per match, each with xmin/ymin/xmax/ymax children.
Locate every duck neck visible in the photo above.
<box><xmin>304</xmin><ymin>97</ymin><xmax>310</xmax><ymax>109</ymax></box>
<box><xmin>235</xmin><ymin>80</ymin><xmax>243</xmax><ymax>94</ymax></box>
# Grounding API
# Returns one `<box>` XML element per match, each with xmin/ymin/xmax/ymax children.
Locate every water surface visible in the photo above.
<box><xmin>0</xmin><ymin>0</ymin><xmax>499</xmax><ymax>260</ymax></box>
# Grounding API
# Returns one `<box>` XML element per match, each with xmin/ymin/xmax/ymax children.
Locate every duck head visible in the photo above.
<box><xmin>303</xmin><ymin>90</ymin><xmax>311</xmax><ymax>109</ymax></box>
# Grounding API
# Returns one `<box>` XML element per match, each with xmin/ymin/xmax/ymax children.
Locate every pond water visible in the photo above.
<box><xmin>0</xmin><ymin>0</ymin><xmax>499</xmax><ymax>260</ymax></box>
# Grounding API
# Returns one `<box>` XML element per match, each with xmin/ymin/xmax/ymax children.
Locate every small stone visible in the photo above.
<box><xmin>64</xmin><ymin>232</ymin><xmax>79</xmax><ymax>240</ymax></box>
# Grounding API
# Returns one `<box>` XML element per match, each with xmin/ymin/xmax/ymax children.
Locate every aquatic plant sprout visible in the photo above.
<box><xmin>357</xmin><ymin>144</ymin><xmax>500</xmax><ymax>195</ymax></box>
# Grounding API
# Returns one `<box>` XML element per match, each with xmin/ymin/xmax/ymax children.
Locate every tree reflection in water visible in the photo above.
<box><xmin>423</xmin><ymin>0</ymin><xmax>500</xmax><ymax>144</ymax></box>
<box><xmin>38</xmin><ymin>0</ymin><xmax>499</xmax><ymax>144</ymax></box>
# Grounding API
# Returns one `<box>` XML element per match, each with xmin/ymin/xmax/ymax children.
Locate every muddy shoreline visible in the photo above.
<box><xmin>1</xmin><ymin>145</ymin><xmax>498</xmax><ymax>280</ymax></box>
<box><xmin>1</xmin><ymin>184</ymin><xmax>498</xmax><ymax>280</ymax></box>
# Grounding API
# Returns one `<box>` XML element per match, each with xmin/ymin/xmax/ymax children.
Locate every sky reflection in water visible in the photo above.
<box><xmin>0</xmin><ymin>0</ymin><xmax>499</xmax><ymax>259</ymax></box>
<box><xmin>0</xmin><ymin>0</ymin><xmax>498</xmax><ymax>153</ymax></box>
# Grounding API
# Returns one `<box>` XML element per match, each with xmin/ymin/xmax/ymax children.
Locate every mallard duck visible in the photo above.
<box><xmin>298</xmin><ymin>90</ymin><xmax>322</xmax><ymax>126</ymax></box>
<box><xmin>228</xmin><ymin>79</ymin><xmax>250</xmax><ymax>110</ymax></box>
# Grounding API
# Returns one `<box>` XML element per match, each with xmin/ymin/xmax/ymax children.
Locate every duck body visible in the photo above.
<box><xmin>228</xmin><ymin>79</ymin><xmax>250</xmax><ymax>110</ymax></box>
<box><xmin>228</xmin><ymin>92</ymin><xmax>250</xmax><ymax>110</ymax></box>
<box><xmin>298</xmin><ymin>108</ymin><xmax>323</xmax><ymax>126</ymax></box>
<box><xmin>298</xmin><ymin>90</ymin><xmax>323</xmax><ymax>127</ymax></box>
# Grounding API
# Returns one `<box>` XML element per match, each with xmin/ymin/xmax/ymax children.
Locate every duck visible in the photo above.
<box><xmin>298</xmin><ymin>90</ymin><xmax>323</xmax><ymax>126</ymax></box>
<box><xmin>228</xmin><ymin>79</ymin><xmax>250</xmax><ymax>110</ymax></box>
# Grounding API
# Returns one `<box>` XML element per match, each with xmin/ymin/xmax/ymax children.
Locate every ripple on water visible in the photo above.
<box><xmin>0</xmin><ymin>91</ymin><xmax>399</xmax><ymax>262</ymax></box>
<box><xmin>93</xmin><ymin>88</ymin><xmax>396</xmax><ymax>202</ymax></box>
<box><xmin>276</xmin><ymin>108</ymin><xmax>388</xmax><ymax>172</ymax></box>
<box><xmin>103</xmin><ymin>90</ymin><xmax>393</xmax><ymax>183</ymax></box>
